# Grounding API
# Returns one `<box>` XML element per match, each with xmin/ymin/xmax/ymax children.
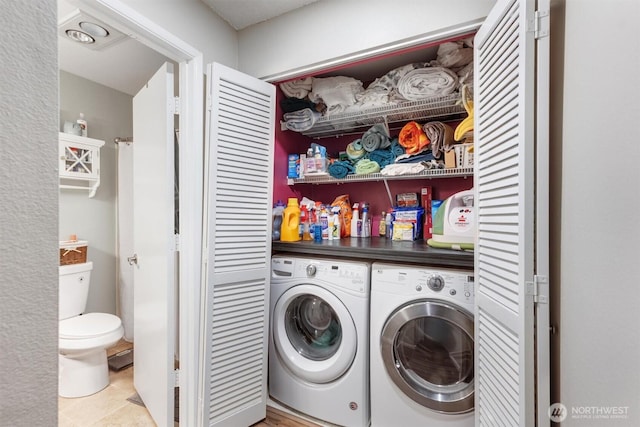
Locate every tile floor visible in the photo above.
<box><xmin>58</xmin><ymin>340</ymin><xmax>315</xmax><ymax>426</ymax></box>
<box><xmin>58</xmin><ymin>340</ymin><xmax>170</xmax><ymax>427</ymax></box>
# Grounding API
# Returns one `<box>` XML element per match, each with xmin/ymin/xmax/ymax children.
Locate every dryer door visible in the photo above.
<box><xmin>380</xmin><ymin>299</ymin><xmax>474</xmax><ymax>414</ymax></box>
<box><xmin>272</xmin><ymin>284</ymin><xmax>357</xmax><ymax>384</ymax></box>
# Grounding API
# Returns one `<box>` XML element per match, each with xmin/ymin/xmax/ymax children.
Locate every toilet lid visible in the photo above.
<box><xmin>60</xmin><ymin>313</ymin><xmax>122</xmax><ymax>339</ymax></box>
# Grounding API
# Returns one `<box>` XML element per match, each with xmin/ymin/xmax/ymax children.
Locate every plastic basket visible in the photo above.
<box><xmin>59</xmin><ymin>240</ymin><xmax>88</xmax><ymax>265</ymax></box>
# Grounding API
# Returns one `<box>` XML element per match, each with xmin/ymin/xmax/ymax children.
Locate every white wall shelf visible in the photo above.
<box><xmin>59</xmin><ymin>132</ymin><xmax>105</xmax><ymax>198</ymax></box>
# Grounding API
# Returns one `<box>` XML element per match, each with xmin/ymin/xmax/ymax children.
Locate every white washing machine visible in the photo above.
<box><xmin>370</xmin><ymin>262</ymin><xmax>475</xmax><ymax>427</ymax></box>
<box><xmin>269</xmin><ymin>255</ymin><xmax>370</xmax><ymax>427</ymax></box>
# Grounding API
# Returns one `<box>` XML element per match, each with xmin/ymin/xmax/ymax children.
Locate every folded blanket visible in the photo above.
<box><xmin>397</xmin><ymin>67</ymin><xmax>459</xmax><ymax>101</ymax></box>
<box><xmin>361</xmin><ymin>124</ymin><xmax>391</xmax><ymax>152</ymax></box>
<box><xmin>309</xmin><ymin>76</ymin><xmax>364</xmax><ymax>113</ymax></box>
<box><xmin>280</xmin><ymin>77</ymin><xmax>313</xmax><ymax>99</ymax></box>
<box><xmin>380</xmin><ymin>163</ymin><xmax>426</xmax><ymax>176</ymax></box>
<box><xmin>422</xmin><ymin>121</ymin><xmax>455</xmax><ymax>159</ymax></box>
<box><xmin>283</xmin><ymin>108</ymin><xmax>322</xmax><ymax>132</ymax></box>
<box><xmin>434</xmin><ymin>41</ymin><xmax>474</xmax><ymax>69</ymax></box>
<box><xmin>355</xmin><ymin>159</ymin><xmax>381</xmax><ymax>175</ymax></box>
<box><xmin>398</xmin><ymin>121</ymin><xmax>430</xmax><ymax>154</ymax></box>
<box><xmin>328</xmin><ymin>161</ymin><xmax>355</xmax><ymax>179</ymax></box>
<box><xmin>346</xmin><ymin>139</ymin><xmax>366</xmax><ymax>161</ymax></box>
<box><xmin>368</xmin><ymin>63</ymin><xmax>427</xmax><ymax>93</ymax></box>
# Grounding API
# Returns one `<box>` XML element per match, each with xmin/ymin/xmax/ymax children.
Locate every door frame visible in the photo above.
<box><xmin>73</xmin><ymin>1</ymin><xmax>204</xmax><ymax>425</ymax></box>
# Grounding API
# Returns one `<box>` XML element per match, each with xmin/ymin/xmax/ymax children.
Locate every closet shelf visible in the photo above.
<box><xmin>296</xmin><ymin>94</ymin><xmax>466</xmax><ymax>139</ymax></box>
<box><xmin>288</xmin><ymin>167</ymin><xmax>473</xmax><ymax>185</ymax></box>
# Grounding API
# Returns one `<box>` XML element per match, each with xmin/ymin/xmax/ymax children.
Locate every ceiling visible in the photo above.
<box><xmin>58</xmin><ymin>0</ymin><xmax>321</xmax><ymax>95</ymax></box>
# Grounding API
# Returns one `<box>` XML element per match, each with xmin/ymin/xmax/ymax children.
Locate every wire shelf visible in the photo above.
<box><xmin>288</xmin><ymin>167</ymin><xmax>473</xmax><ymax>185</ymax></box>
<box><xmin>295</xmin><ymin>94</ymin><xmax>466</xmax><ymax>139</ymax></box>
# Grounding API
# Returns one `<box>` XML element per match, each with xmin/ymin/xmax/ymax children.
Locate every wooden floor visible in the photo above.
<box><xmin>60</xmin><ymin>339</ymin><xmax>319</xmax><ymax>426</ymax></box>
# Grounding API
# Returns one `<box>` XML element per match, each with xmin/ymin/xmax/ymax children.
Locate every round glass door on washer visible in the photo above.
<box><xmin>371</xmin><ymin>262</ymin><xmax>475</xmax><ymax>427</ymax></box>
<box><xmin>269</xmin><ymin>256</ymin><xmax>370</xmax><ymax>427</ymax></box>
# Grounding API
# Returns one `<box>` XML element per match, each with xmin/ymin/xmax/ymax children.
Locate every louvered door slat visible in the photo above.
<box><xmin>474</xmin><ymin>0</ymin><xmax>536</xmax><ymax>425</ymax></box>
<box><xmin>203</xmin><ymin>62</ymin><xmax>275</xmax><ymax>427</ymax></box>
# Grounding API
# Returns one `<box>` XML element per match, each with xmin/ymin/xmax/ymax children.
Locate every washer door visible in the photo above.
<box><xmin>381</xmin><ymin>299</ymin><xmax>474</xmax><ymax>414</ymax></box>
<box><xmin>272</xmin><ymin>284</ymin><xmax>357</xmax><ymax>384</ymax></box>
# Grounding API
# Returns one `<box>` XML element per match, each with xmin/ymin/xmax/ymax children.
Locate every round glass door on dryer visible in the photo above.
<box><xmin>381</xmin><ymin>299</ymin><xmax>474</xmax><ymax>413</ymax></box>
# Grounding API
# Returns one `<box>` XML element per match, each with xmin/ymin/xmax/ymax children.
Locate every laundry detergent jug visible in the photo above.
<box><xmin>427</xmin><ymin>189</ymin><xmax>475</xmax><ymax>251</ymax></box>
<box><xmin>280</xmin><ymin>198</ymin><xmax>301</xmax><ymax>242</ymax></box>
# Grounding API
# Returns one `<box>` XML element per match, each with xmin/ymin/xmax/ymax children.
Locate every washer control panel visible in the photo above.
<box><xmin>272</xmin><ymin>256</ymin><xmax>370</xmax><ymax>294</ymax></box>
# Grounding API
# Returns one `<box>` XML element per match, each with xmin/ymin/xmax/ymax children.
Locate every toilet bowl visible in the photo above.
<box><xmin>59</xmin><ymin>261</ymin><xmax>124</xmax><ymax>398</ymax></box>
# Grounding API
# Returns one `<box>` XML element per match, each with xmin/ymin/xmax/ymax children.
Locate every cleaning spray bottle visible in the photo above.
<box><xmin>351</xmin><ymin>203</ymin><xmax>360</xmax><ymax>238</ymax></box>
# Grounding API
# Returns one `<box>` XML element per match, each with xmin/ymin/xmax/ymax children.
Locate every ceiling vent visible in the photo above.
<box><xmin>58</xmin><ymin>9</ymin><xmax>127</xmax><ymax>51</ymax></box>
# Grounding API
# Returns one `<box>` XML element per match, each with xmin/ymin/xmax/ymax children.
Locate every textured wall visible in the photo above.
<box><xmin>0</xmin><ymin>1</ymin><xmax>59</xmax><ymax>425</ymax></box>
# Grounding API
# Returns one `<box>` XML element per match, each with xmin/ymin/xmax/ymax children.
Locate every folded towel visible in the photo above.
<box><xmin>395</xmin><ymin>150</ymin><xmax>435</xmax><ymax>163</ymax></box>
<box><xmin>309</xmin><ymin>76</ymin><xmax>364</xmax><ymax>113</ymax></box>
<box><xmin>434</xmin><ymin>41</ymin><xmax>474</xmax><ymax>69</ymax></box>
<box><xmin>380</xmin><ymin>163</ymin><xmax>426</xmax><ymax>176</ymax></box>
<box><xmin>283</xmin><ymin>108</ymin><xmax>321</xmax><ymax>132</ymax></box>
<box><xmin>367</xmin><ymin>149</ymin><xmax>396</xmax><ymax>169</ymax></box>
<box><xmin>280</xmin><ymin>97</ymin><xmax>318</xmax><ymax>114</ymax></box>
<box><xmin>346</xmin><ymin>139</ymin><xmax>366</xmax><ymax>161</ymax></box>
<box><xmin>398</xmin><ymin>121</ymin><xmax>430</xmax><ymax>155</ymax></box>
<box><xmin>422</xmin><ymin>121</ymin><xmax>455</xmax><ymax>159</ymax></box>
<box><xmin>397</xmin><ymin>67</ymin><xmax>459</xmax><ymax>101</ymax></box>
<box><xmin>361</xmin><ymin>124</ymin><xmax>391</xmax><ymax>152</ymax></box>
<box><xmin>368</xmin><ymin>63</ymin><xmax>427</xmax><ymax>93</ymax></box>
<box><xmin>390</xmin><ymin>138</ymin><xmax>406</xmax><ymax>157</ymax></box>
<box><xmin>280</xmin><ymin>77</ymin><xmax>313</xmax><ymax>99</ymax></box>
<box><xmin>328</xmin><ymin>161</ymin><xmax>355</xmax><ymax>179</ymax></box>
<box><xmin>355</xmin><ymin>159</ymin><xmax>381</xmax><ymax>175</ymax></box>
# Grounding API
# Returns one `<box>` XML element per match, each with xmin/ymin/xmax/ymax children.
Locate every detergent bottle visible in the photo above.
<box><xmin>280</xmin><ymin>198</ymin><xmax>301</xmax><ymax>242</ymax></box>
<box><xmin>272</xmin><ymin>200</ymin><xmax>285</xmax><ymax>241</ymax></box>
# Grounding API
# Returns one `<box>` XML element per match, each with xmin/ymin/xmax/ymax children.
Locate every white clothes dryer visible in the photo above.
<box><xmin>370</xmin><ymin>262</ymin><xmax>475</xmax><ymax>427</ymax></box>
<box><xmin>269</xmin><ymin>255</ymin><xmax>370</xmax><ymax>427</ymax></box>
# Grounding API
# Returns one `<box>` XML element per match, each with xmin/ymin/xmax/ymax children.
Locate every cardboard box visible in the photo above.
<box><xmin>287</xmin><ymin>154</ymin><xmax>300</xmax><ymax>178</ymax></box>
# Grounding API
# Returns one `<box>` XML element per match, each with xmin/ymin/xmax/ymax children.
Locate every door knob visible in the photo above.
<box><xmin>127</xmin><ymin>254</ymin><xmax>138</xmax><ymax>265</ymax></box>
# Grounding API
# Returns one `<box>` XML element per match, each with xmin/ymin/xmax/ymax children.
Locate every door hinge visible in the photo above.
<box><xmin>526</xmin><ymin>275</ymin><xmax>549</xmax><ymax>304</ymax></box>
<box><xmin>171</xmin><ymin>96</ymin><xmax>181</xmax><ymax>115</ymax></box>
<box><xmin>533</xmin><ymin>9</ymin><xmax>550</xmax><ymax>39</ymax></box>
<box><xmin>174</xmin><ymin>234</ymin><xmax>180</xmax><ymax>252</ymax></box>
<box><xmin>174</xmin><ymin>368</ymin><xmax>180</xmax><ymax>387</ymax></box>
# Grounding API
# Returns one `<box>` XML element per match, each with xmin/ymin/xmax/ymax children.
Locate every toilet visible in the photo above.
<box><xmin>59</xmin><ymin>261</ymin><xmax>124</xmax><ymax>398</ymax></box>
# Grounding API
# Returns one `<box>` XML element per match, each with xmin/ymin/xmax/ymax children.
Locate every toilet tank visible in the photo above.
<box><xmin>59</xmin><ymin>261</ymin><xmax>93</xmax><ymax>320</ymax></box>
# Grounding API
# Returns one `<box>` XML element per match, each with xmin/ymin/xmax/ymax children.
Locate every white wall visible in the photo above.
<box><xmin>120</xmin><ymin>0</ymin><xmax>239</xmax><ymax>68</ymax></box>
<box><xmin>557</xmin><ymin>0</ymin><xmax>640</xmax><ymax>424</ymax></box>
<box><xmin>237</xmin><ymin>0</ymin><xmax>495</xmax><ymax>79</ymax></box>
<box><xmin>0</xmin><ymin>1</ymin><xmax>58</xmax><ymax>424</ymax></box>
<box><xmin>59</xmin><ymin>71</ymin><xmax>133</xmax><ymax>315</ymax></box>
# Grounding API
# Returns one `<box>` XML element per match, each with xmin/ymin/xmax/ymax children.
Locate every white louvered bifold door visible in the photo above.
<box><xmin>202</xmin><ymin>62</ymin><xmax>275</xmax><ymax>427</ymax></box>
<box><xmin>474</xmin><ymin>0</ymin><xmax>546</xmax><ymax>425</ymax></box>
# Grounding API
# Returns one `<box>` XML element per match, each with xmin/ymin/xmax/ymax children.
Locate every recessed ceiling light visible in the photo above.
<box><xmin>79</xmin><ymin>21</ymin><xmax>109</xmax><ymax>38</ymax></box>
<box><xmin>65</xmin><ymin>29</ymin><xmax>95</xmax><ymax>44</ymax></box>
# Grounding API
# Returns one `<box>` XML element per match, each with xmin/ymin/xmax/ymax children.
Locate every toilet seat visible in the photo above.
<box><xmin>59</xmin><ymin>313</ymin><xmax>124</xmax><ymax>352</ymax></box>
<box><xmin>60</xmin><ymin>313</ymin><xmax>122</xmax><ymax>339</ymax></box>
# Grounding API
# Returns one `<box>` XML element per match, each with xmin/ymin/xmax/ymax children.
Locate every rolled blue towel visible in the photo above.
<box><xmin>328</xmin><ymin>161</ymin><xmax>355</xmax><ymax>179</ymax></box>
<box><xmin>361</xmin><ymin>124</ymin><xmax>391</xmax><ymax>152</ymax></box>
<box><xmin>390</xmin><ymin>138</ymin><xmax>405</xmax><ymax>157</ymax></box>
<box><xmin>368</xmin><ymin>149</ymin><xmax>396</xmax><ymax>169</ymax></box>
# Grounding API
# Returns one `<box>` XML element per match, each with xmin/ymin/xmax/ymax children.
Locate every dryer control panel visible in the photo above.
<box><xmin>372</xmin><ymin>263</ymin><xmax>474</xmax><ymax>308</ymax></box>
